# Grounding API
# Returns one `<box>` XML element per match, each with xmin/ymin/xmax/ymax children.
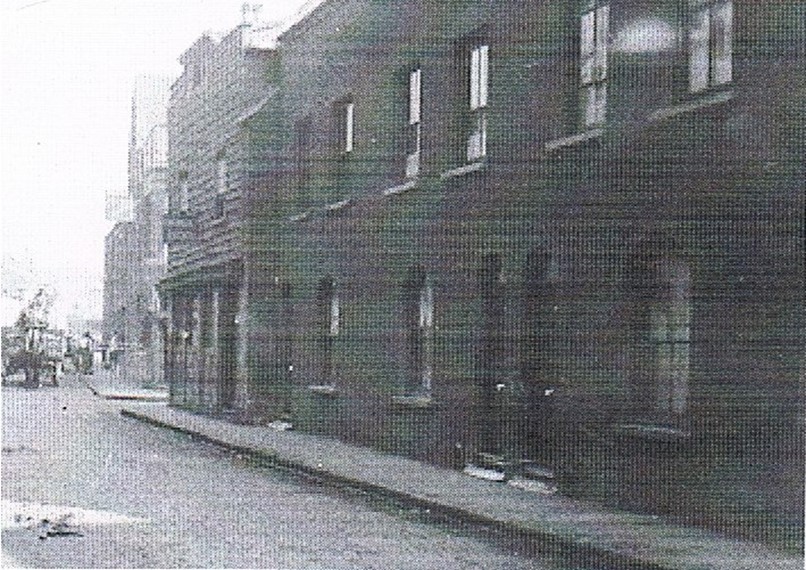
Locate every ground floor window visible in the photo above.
<box><xmin>405</xmin><ymin>266</ymin><xmax>434</xmax><ymax>394</ymax></box>
<box><xmin>628</xmin><ymin>251</ymin><xmax>691</xmax><ymax>422</ymax></box>
<box><xmin>651</xmin><ymin>259</ymin><xmax>691</xmax><ymax>416</ymax></box>
<box><xmin>317</xmin><ymin>277</ymin><xmax>339</xmax><ymax>386</ymax></box>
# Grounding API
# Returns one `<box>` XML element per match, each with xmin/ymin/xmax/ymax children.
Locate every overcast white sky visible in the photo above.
<box><xmin>1</xmin><ymin>0</ymin><xmax>312</xmax><ymax>327</ymax></box>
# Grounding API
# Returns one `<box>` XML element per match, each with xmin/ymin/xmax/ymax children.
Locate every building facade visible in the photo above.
<box><xmin>163</xmin><ymin>0</ymin><xmax>804</xmax><ymax>551</ymax></box>
<box><xmin>160</xmin><ymin>12</ymin><xmax>285</xmax><ymax>417</ymax></box>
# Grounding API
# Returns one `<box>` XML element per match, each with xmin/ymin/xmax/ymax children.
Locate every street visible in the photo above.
<box><xmin>2</xmin><ymin>375</ymin><xmax>571</xmax><ymax>569</ymax></box>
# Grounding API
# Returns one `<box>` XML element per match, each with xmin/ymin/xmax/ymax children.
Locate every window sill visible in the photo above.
<box><xmin>544</xmin><ymin>128</ymin><xmax>603</xmax><ymax>152</ymax></box>
<box><xmin>391</xmin><ymin>394</ymin><xmax>434</xmax><ymax>410</ymax></box>
<box><xmin>324</xmin><ymin>199</ymin><xmax>351</xmax><ymax>214</ymax></box>
<box><xmin>439</xmin><ymin>160</ymin><xmax>486</xmax><ymax>180</ymax></box>
<box><xmin>383</xmin><ymin>179</ymin><xmax>418</xmax><ymax>197</ymax></box>
<box><xmin>288</xmin><ymin>211</ymin><xmax>311</xmax><ymax>223</ymax></box>
<box><xmin>615</xmin><ymin>423</ymin><xmax>690</xmax><ymax>443</ymax></box>
<box><xmin>648</xmin><ymin>90</ymin><xmax>734</xmax><ymax>123</ymax></box>
<box><xmin>308</xmin><ymin>385</ymin><xmax>339</xmax><ymax>397</ymax></box>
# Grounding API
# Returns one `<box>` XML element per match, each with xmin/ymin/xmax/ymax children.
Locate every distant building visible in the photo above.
<box><xmin>102</xmin><ymin>75</ymin><xmax>171</xmax><ymax>384</ymax></box>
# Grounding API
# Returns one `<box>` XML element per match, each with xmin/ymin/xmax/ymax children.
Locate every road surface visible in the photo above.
<box><xmin>2</xmin><ymin>374</ymin><xmax>578</xmax><ymax>569</ymax></box>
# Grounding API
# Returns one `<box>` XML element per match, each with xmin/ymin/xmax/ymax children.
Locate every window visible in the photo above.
<box><xmin>688</xmin><ymin>0</ymin><xmax>732</xmax><ymax>93</ymax></box>
<box><xmin>336</xmin><ymin>101</ymin><xmax>354</xmax><ymax>154</ymax></box>
<box><xmin>580</xmin><ymin>2</ymin><xmax>609</xmax><ymax>128</ymax></box>
<box><xmin>213</xmin><ymin>157</ymin><xmax>227</xmax><ymax>219</ymax></box>
<box><xmin>406</xmin><ymin>267</ymin><xmax>434</xmax><ymax>394</ymax></box>
<box><xmin>293</xmin><ymin>116</ymin><xmax>313</xmax><ymax>190</ymax></box>
<box><xmin>406</xmin><ymin>68</ymin><xmax>422</xmax><ymax>178</ymax></box>
<box><xmin>217</xmin><ymin>158</ymin><xmax>228</xmax><ymax>194</ymax></box>
<box><xmin>418</xmin><ymin>277</ymin><xmax>434</xmax><ymax>392</ymax></box>
<box><xmin>178</xmin><ymin>171</ymin><xmax>189</xmax><ymax>213</ymax></box>
<box><xmin>651</xmin><ymin>260</ymin><xmax>691</xmax><ymax>416</ymax></box>
<box><xmin>329</xmin><ymin>292</ymin><xmax>340</xmax><ymax>337</ymax></box>
<box><xmin>467</xmin><ymin>45</ymin><xmax>489</xmax><ymax>162</ymax></box>
<box><xmin>318</xmin><ymin>277</ymin><xmax>338</xmax><ymax>385</ymax></box>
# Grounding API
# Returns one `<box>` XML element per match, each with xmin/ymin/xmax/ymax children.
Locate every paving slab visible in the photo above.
<box><xmin>120</xmin><ymin>403</ymin><xmax>802</xmax><ymax>570</ymax></box>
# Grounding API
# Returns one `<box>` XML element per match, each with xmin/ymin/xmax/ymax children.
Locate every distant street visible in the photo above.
<box><xmin>2</xmin><ymin>375</ymin><xmax>566</xmax><ymax>569</ymax></box>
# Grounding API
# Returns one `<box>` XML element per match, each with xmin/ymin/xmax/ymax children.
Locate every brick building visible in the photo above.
<box><xmin>163</xmin><ymin>0</ymin><xmax>803</xmax><ymax>550</ymax></box>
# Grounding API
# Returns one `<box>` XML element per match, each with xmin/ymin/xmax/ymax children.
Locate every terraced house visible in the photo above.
<box><xmin>162</xmin><ymin>0</ymin><xmax>804</xmax><ymax>551</ymax></box>
<box><xmin>161</xmin><ymin>9</ymin><xmax>286</xmax><ymax>415</ymax></box>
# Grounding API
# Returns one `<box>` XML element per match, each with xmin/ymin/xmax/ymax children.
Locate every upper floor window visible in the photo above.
<box><xmin>580</xmin><ymin>2</ymin><xmax>609</xmax><ymax>128</ymax></box>
<box><xmin>406</xmin><ymin>68</ymin><xmax>422</xmax><ymax>178</ymax></box>
<box><xmin>213</xmin><ymin>156</ymin><xmax>227</xmax><ymax>219</ymax></box>
<box><xmin>688</xmin><ymin>0</ymin><xmax>732</xmax><ymax>93</ymax></box>
<box><xmin>335</xmin><ymin>101</ymin><xmax>354</xmax><ymax>154</ymax></box>
<box><xmin>178</xmin><ymin>170</ymin><xmax>189</xmax><ymax>214</ymax></box>
<box><xmin>217</xmin><ymin>158</ymin><xmax>228</xmax><ymax>194</ymax></box>
<box><xmin>293</xmin><ymin>116</ymin><xmax>313</xmax><ymax>190</ymax></box>
<box><xmin>329</xmin><ymin>291</ymin><xmax>340</xmax><ymax>337</ymax></box>
<box><xmin>467</xmin><ymin>44</ymin><xmax>489</xmax><ymax>162</ymax></box>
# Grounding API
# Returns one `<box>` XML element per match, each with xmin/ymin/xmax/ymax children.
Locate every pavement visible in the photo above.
<box><xmin>82</xmin><ymin>371</ymin><xmax>168</xmax><ymax>402</ymax></box>
<box><xmin>111</xmin><ymin>399</ymin><xmax>803</xmax><ymax>570</ymax></box>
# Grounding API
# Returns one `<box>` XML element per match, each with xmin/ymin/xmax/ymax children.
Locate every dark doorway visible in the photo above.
<box><xmin>277</xmin><ymin>281</ymin><xmax>294</xmax><ymax>386</ymax></box>
<box><xmin>522</xmin><ymin>249</ymin><xmax>562</xmax><ymax>464</ymax></box>
<box><xmin>478</xmin><ymin>253</ymin><xmax>504</xmax><ymax>454</ymax></box>
<box><xmin>218</xmin><ymin>287</ymin><xmax>238</xmax><ymax>410</ymax></box>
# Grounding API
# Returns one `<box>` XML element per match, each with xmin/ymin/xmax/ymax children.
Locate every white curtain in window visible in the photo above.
<box><xmin>344</xmin><ymin>103</ymin><xmax>354</xmax><ymax>153</ymax></box>
<box><xmin>711</xmin><ymin>1</ymin><xmax>733</xmax><ymax>86</ymax></box>
<box><xmin>470</xmin><ymin>45</ymin><xmax>489</xmax><ymax>110</ymax></box>
<box><xmin>409</xmin><ymin>69</ymin><xmax>421</xmax><ymax>125</ymax></box>
<box><xmin>688</xmin><ymin>8</ymin><xmax>710</xmax><ymax>92</ymax></box>
<box><xmin>595</xmin><ymin>5</ymin><xmax>609</xmax><ymax>81</ymax></box>
<box><xmin>329</xmin><ymin>295</ymin><xmax>340</xmax><ymax>336</ymax></box>
<box><xmin>580</xmin><ymin>11</ymin><xmax>596</xmax><ymax>84</ymax></box>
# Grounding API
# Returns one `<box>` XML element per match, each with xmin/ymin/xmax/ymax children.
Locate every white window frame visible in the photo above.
<box><xmin>344</xmin><ymin>102</ymin><xmax>354</xmax><ymax>153</ymax></box>
<box><xmin>467</xmin><ymin>44</ymin><xmax>489</xmax><ymax>162</ymax></box>
<box><xmin>406</xmin><ymin>68</ymin><xmax>422</xmax><ymax>178</ymax></box>
<box><xmin>688</xmin><ymin>0</ymin><xmax>733</xmax><ymax>93</ymax></box>
<box><xmin>580</xmin><ymin>2</ymin><xmax>609</xmax><ymax>128</ymax></box>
